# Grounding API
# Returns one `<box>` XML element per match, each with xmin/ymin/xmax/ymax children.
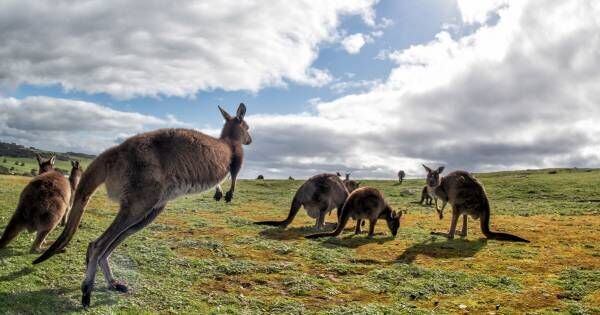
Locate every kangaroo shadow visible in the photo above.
<box><xmin>0</xmin><ymin>247</ymin><xmax>25</xmax><ymax>259</ymax></box>
<box><xmin>258</xmin><ymin>222</ymin><xmax>337</xmax><ymax>240</ymax></box>
<box><xmin>320</xmin><ymin>233</ymin><xmax>396</xmax><ymax>249</ymax></box>
<box><xmin>0</xmin><ymin>287</ymin><xmax>119</xmax><ymax>313</ymax></box>
<box><xmin>396</xmin><ymin>237</ymin><xmax>488</xmax><ymax>264</ymax></box>
<box><xmin>0</xmin><ymin>288</ymin><xmax>80</xmax><ymax>313</ymax></box>
<box><xmin>0</xmin><ymin>266</ymin><xmax>34</xmax><ymax>282</ymax></box>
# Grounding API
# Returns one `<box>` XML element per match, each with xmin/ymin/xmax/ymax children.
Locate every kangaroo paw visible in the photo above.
<box><xmin>213</xmin><ymin>190</ymin><xmax>223</xmax><ymax>201</ymax></box>
<box><xmin>109</xmin><ymin>280</ymin><xmax>129</xmax><ymax>293</ymax></box>
<box><xmin>224</xmin><ymin>191</ymin><xmax>233</xmax><ymax>203</ymax></box>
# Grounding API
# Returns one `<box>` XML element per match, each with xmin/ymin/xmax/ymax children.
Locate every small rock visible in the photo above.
<box><xmin>458</xmin><ymin>304</ymin><xmax>467</xmax><ymax>310</ymax></box>
<box><xmin>496</xmin><ymin>304</ymin><xmax>500</xmax><ymax>310</ymax></box>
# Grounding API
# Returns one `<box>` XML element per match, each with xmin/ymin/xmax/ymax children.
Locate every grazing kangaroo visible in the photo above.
<box><xmin>419</xmin><ymin>186</ymin><xmax>433</xmax><ymax>205</ymax></box>
<box><xmin>35</xmin><ymin>153</ymin><xmax>56</xmax><ymax>174</ymax></box>
<box><xmin>33</xmin><ymin>103</ymin><xmax>251</xmax><ymax>308</ymax></box>
<box><xmin>0</xmin><ymin>160</ymin><xmax>82</xmax><ymax>253</ymax></box>
<box><xmin>254</xmin><ymin>173</ymin><xmax>358</xmax><ymax>230</ymax></box>
<box><xmin>398</xmin><ymin>170</ymin><xmax>405</xmax><ymax>184</ymax></box>
<box><xmin>422</xmin><ymin>165</ymin><xmax>529</xmax><ymax>242</ymax></box>
<box><xmin>306</xmin><ymin>187</ymin><xmax>401</xmax><ymax>239</ymax></box>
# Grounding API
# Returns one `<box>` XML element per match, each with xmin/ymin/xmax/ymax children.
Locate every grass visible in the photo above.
<box><xmin>0</xmin><ymin>166</ymin><xmax>599</xmax><ymax>314</ymax></box>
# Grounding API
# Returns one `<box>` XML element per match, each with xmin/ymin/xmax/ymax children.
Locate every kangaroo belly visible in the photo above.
<box><xmin>163</xmin><ymin>178</ymin><xmax>224</xmax><ymax>202</ymax></box>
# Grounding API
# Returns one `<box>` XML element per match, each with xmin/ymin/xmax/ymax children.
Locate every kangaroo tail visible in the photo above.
<box><xmin>305</xmin><ymin>201</ymin><xmax>351</xmax><ymax>239</ymax></box>
<box><xmin>33</xmin><ymin>156</ymin><xmax>107</xmax><ymax>264</ymax></box>
<box><xmin>480</xmin><ymin>199</ymin><xmax>530</xmax><ymax>243</ymax></box>
<box><xmin>0</xmin><ymin>214</ymin><xmax>24</xmax><ymax>249</ymax></box>
<box><xmin>254</xmin><ymin>196</ymin><xmax>302</xmax><ymax>227</ymax></box>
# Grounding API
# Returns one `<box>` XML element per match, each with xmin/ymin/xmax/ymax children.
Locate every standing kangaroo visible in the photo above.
<box><xmin>0</xmin><ymin>160</ymin><xmax>82</xmax><ymax>253</ymax></box>
<box><xmin>33</xmin><ymin>103</ymin><xmax>251</xmax><ymax>308</ymax></box>
<box><xmin>398</xmin><ymin>170</ymin><xmax>405</xmax><ymax>184</ymax></box>
<box><xmin>306</xmin><ymin>187</ymin><xmax>401</xmax><ymax>239</ymax></box>
<box><xmin>35</xmin><ymin>153</ymin><xmax>56</xmax><ymax>174</ymax></box>
<box><xmin>419</xmin><ymin>186</ymin><xmax>433</xmax><ymax>205</ymax></box>
<box><xmin>423</xmin><ymin>165</ymin><xmax>529</xmax><ymax>242</ymax></box>
<box><xmin>254</xmin><ymin>173</ymin><xmax>358</xmax><ymax>230</ymax></box>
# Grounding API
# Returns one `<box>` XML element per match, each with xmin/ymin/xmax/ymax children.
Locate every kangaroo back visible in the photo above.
<box><xmin>33</xmin><ymin>155</ymin><xmax>108</xmax><ymax>264</ymax></box>
<box><xmin>479</xmin><ymin>197</ymin><xmax>529</xmax><ymax>243</ymax></box>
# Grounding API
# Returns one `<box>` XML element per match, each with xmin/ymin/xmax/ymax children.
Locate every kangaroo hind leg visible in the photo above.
<box><xmin>99</xmin><ymin>204</ymin><xmax>166</xmax><ymax>293</ymax></box>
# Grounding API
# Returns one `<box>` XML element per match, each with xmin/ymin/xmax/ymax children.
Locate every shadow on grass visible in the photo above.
<box><xmin>396</xmin><ymin>237</ymin><xmax>488</xmax><ymax>264</ymax></box>
<box><xmin>0</xmin><ymin>247</ymin><xmax>25</xmax><ymax>259</ymax></box>
<box><xmin>0</xmin><ymin>266</ymin><xmax>34</xmax><ymax>282</ymax></box>
<box><xmin>258</xmin><ymin>222</ymin><xmax>337</xmax><ymax>240</ymax></box>
<box><xmin>320</xmin><ymin>234</ymin><xmax>396</xmax><ymax>249</ymax></box>
<box><xmin>0</xmin><ymin>288</ymin><xmax>81</xmax><ymax>313</ymax></box>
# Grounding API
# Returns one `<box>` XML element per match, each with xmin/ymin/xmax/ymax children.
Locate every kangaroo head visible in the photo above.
<box><xmin>70</xmin><ymin>160</ymin><xmax>82</xmax><ymax>176</ymax></box>
<box><xmin>385</xmin><ymin>207</ymin><xmax>402</xmax><ymax>237</ymax></box>
<box><xmin>423</xmin><ymin>164</ymin><xmax>444</xmax><ymax>187</ymax></box>
<box><xmin>343</xmin><ymin>179</ymin><xmax>360</xmax><ymax>192</ymax></box>
<box><xmin>36</xmin><ymin>153</ymin><xmax>56</xmax><ymax>174</ymax></box>
<box><xmin>219</xmin><ymin>103</ymin><xmax>252</xmax><ymax>145</ymax></box>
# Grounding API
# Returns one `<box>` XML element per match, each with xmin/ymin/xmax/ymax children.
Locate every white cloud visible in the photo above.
<box><xmin>0</xmin><ymin>96</ymin><xmax>184</xmax><ymax>153</ymax></box>
<box><xmin>341</xmin><ymin>33</ymin><xmax>376</xmax><ymax>54</ymax></box>
<box><xmin>457</xmin><ymin>0</ymin><xmax>509</xmax><ymax>24</ymax></box>
<box><xmin>0</xmin><ymin>0</ymin><xmax>376</xmax><ymax>99</ymax></box>
<box><xmin>329</xmin><ymin>79</ymin><xmax>381</xmax><ymax>94</ymax></box>
<box><xmin>239</xmin><ymin>0</ymin><xmax>600</xmax><ymax>179</ymax></box>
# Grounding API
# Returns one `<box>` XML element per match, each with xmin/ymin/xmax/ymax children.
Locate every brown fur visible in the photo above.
<box><xmin>419</xmin><ymin>185</ymin><xmax>433</xmax><ymax>205</ymax></box>
<box><xmin>0</xmin><ymin>160</ymin><xmax>82</xmax><ymax>253</ymax></box>
<box><xmin>423</xmin><ymin>165</ymin><xmax>529</xmax><ymax>242</ymax></box>
<box><xmin>34</xmin><ymin>103</ymin><xmax>251</xmax><ymax>308</ymax></box>
<box><xmin>35</xmin><ymin>153</ymin><xmax>56</xmax><ymax>174</ymax></box>
<box><xmin>306</xmin><ymin>187</ymin><xmax>401</xmax><ymax>239</ymax></box>
<box><xmin>255</xmin><ymin>173</ymin><xmax>358</xmax><ymax>230</ymax></box>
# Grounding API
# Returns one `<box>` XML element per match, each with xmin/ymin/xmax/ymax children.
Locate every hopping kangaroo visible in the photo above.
<box><xmin>33</xmin><ymin>103</ymin><xmax>251</xmax><ymax>307</ymax></box>
<box><xmin>423</xmin><ymin>165</ymin><xmax>529</xmax><ymax>242</ymax></box>
<box><xmin>306</xmin><ymin>187</ymin><xmax>401</xmax><ymax>239</ymax></box>
<box><xmin>0</xmin><ymin>160</ymin><xmax>82</xmax><ymax>253</ymax></box>
<box><xmin>255</xmin><ymin>173</ymin><xmax>358</xmax><ymax>230</ymax></box>
<box><xmin>419</xmin><ymin>186</ymin><xmax>433</xmax><ymax>205</ymax></box>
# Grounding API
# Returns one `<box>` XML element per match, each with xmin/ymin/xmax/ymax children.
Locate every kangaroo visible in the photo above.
<box><xmin>423</xmin><ymin>165</ymin><xmax>529</xmax><ymax>242</ymax></box>
<box><xmin>35</xmin><ymin>153</ymin><xmax>56</xmax><ymax>174</ymax></box>
<box><xmin>33</xmin><ymin>103</ymin><xmax>251</xmax><ymax>308</ymax></box>
<box><xmin>342</xmin><ymin>172</ymin><xmax>360</xmax><ymax>192</ymax></box>
<box><xmin>398</xmin><ymin>170</ymin><xmax>405</xmax><ymax>184</ymax></box>
<box><xmin>306</xmin><ymin>187</ymin><xmax>401</xmax><ymax>239</ymax></box>
<box><xmin>0</xmin><ymin>160</ymin><xmax>82</xmax><ymax>253</ymax></box>
<box><xmin>257</xmin><ymin>175</ymin><xmax>264</xmax><ymax>180</ymax></box>
<box><xmin>255</xmin><ymin>173</ymin><xmax>358</xmax><ymax>230</ymax></box>
<box><xmin>419</xmin><ymin>186</ymin><xmax>433</xmax><ymax>205</ymax></box>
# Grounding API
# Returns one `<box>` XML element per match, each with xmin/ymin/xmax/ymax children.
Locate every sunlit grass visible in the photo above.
<box><xmin>0</xmin><ymin>167</ymin><xmax>599</xmax><ymax>314</ymax></box>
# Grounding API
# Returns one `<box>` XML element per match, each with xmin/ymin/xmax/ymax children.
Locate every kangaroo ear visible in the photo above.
<box><xmin>71</xmin><ymin>160</ymin><xmax>75</xmax><ymax>168</ymax></box>
<box><xmin>236</xmin><ymin>103</ymin><xmax>246</xmax><ymax>120</ymax></box>
<box><xmin>35</xmin><ymin>153</ymin><xmax>42</xmax><ymax>164</ymax></box>
<box><xmin>49</xmin><ymin>155</ymin><xmax>56</xmax><ymax>165</ymax></box>
<box><xmin>218</xmin><ymin>106</ymin><xmax>232</xmax><ymax>120</ymax></box>
<box><xmin>437</xmin><ymin>166</ymin><xmax>445</xmax><ymax>174</ymax></box>
<box><xmin>422</xmin><ymin>164</ymin><xmax>432</xmax><ymax>173</ymax></box>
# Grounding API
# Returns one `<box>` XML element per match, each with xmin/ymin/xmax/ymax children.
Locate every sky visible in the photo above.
<box><xmin>1</xmin><ymin>0</ymin><xmax>599</xmax><ymax>179</ymax></box>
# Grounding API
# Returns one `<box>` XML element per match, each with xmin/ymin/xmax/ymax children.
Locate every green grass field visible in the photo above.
<box><xmin>0</xmin><ymin>166</ymin><xmax>598</xmax><ymax>314</ymax></box>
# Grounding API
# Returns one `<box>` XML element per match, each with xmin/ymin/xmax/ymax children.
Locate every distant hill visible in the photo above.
<box><xmin>0</xmin><ymin>141</ymin><xmax>95</xmax><ymax>161</ymax></box>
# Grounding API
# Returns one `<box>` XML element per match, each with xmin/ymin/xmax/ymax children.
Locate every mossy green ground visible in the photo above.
<box><xmin>0</xmin><ymin>168</ymin><xmax>598</xmax><ymax>314</ymax></box>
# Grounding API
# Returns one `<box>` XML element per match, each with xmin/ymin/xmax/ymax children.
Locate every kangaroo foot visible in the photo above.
<box><xmin>224</xmin><ymin>191</ymin><xmax>233</xmax><ymax>203</ymax></box>
<box><xmin>109</xmin><ymin>280</ymin><xmax>129</xmax><ymax>293</ymax></box>
<box><xmin>213</xmin><ymin>190</ymin><xmax>223</xmax><ymax>201</ymax></box>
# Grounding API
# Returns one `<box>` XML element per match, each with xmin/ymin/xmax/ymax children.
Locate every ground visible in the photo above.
<box><xmin>0</xmin><ymin>168</ymin><xmax>598</xmax><ymax>314</ymax></box>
